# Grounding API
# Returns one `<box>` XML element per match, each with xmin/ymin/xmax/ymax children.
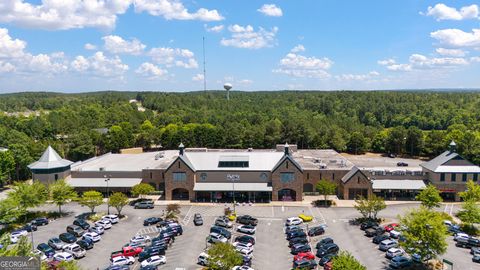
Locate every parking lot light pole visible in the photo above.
<box><xmin>30</xmin><ymin>230</ymin><xmax>34</xmax><ymax>252</ymax></box>
<box><xmin>232</xmin><ymin>178</ymin><xmax>236</xmax><ymax>213</ymax></box>
<box><xmin>105</xmin><ymin>175</ymin><xmax>111</xmax><ymax>215</ymax></box>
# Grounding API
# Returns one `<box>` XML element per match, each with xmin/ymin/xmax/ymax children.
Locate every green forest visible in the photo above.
<box><xmin>0</xmin><ymin>90</ymin><xmax>479</xmax><ymax>182</ymax></box>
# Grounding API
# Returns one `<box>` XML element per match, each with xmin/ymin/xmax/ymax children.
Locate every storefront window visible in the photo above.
<box><xmin>280</xmin><ymin>172</ymin><xmax>295</xmax><ymax>183</ymax></box>
<box><xmin>173</xmin><ymin>172</ymin><xmax>187</xmax><ymax>181</ymax></box>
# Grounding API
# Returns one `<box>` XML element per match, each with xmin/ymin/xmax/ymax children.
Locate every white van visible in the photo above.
<box><xmin>197</xmin><ymin>252</ymin><xmax>209</xmax><ymax>266</ymax></box>
<box><xmin>379</xmin><ymin>239</ymin><xmax>398</xmax><ymax>251</ymax></box>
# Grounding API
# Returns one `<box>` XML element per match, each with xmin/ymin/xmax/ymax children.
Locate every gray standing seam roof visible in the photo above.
<box><xmin>420</xmin><ymin>150</ymin><xmax>465</xmax><ymax>172</ymax></box>
<box><xmin>28</xmin><ymin>146</ymin><xmax>73</xmax><ymax>170</ymax></box>
<box><xmin>341</xmin><ymin>166</ymin><xmax>366</xmax><ymax>183</ymax></box>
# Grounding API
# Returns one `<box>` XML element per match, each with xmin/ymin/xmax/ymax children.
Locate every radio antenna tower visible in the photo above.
<box><xmin>202</xmin><ymin>36</ymin><xmax>207</xmax><ymax>92</ymax></box>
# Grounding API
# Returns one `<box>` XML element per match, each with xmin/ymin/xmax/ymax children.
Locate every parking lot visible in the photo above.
<box><xmin>29</xmin><ymin>202</ymin><xmax>478</xmax><ymax>270</ymax></box>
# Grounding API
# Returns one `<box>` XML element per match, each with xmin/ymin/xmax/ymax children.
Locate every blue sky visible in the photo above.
<box><xmin>0</xmin><ymin>0</ymin><xmax>479</xmax><ymax>92</ymax></box>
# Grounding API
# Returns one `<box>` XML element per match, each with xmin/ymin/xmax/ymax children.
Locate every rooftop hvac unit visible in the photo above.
<box><xmin>313</xmin><ymin>159</ymin><xmax>321</xmax><ymax>163</ymax></box>
<box><xmin>247</xmin><ymin>148</ymin><xmax>253</xmax><ymax>152</ymax></box>
<box><xmin>99</xmin><ymin>167</ymin><xmax>105</xmax><ymax>171</ymax></box>
<box><xmin>329</xmin><ymin>160</ymin><xmax>337</xmax><ymax>163</ymax></box>
<box><xmin>319</xmin><ymin>163</ymin><xmax>327</xmax><ymax>169</ymax></box>
<box><xmin>155</xmin><ymin>152</ymin><xmax>165</xmax><ymax>160</ymax></box>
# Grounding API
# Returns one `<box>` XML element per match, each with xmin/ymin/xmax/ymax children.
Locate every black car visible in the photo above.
<box><xmin>73</xmin><ymin>219</ymin><xmax>90</xmax><ymax>230</ymax></box>
<box><xmin>21</xmin><ymin>223</ymin><xmax>37</xmax><ymax>232</ymax></box>
<box><xmin>144</xmin><ymin>217</ymin><xmax>162</xmax><ymax>226</ymax></box>
<box><xmin>287</xmin><ymin>230</ymin><xmax>307</xmax><ymax>240</ymax></box>
<box><xmin>104</xmin><ymin>266</ymin><xmax>130</xmax><ymax>270</ymax></box>
<box><xmin>235</xmin><ymin>235</ymin><xmax>255</xmax><ymax>245</ymax></box>
<box><xmin>236</xmin><ymin>215</ymin><xmax>258</xmax><ymax>226</ymax></box>
<box><xmin>135</xmin><ymin>201</ymin><xmax>154</xmax><ymax>209</ymax></box>
<box><xmin>308</xmin><ymin>226</ymin><xmax>325</xmax><ymax>237</ymax></box>
<box><xmin>242</xmin><ymin>255</ymin><xmax>252</xmax><ymax>266</ymax></box>
<box><xmin>316</xmin><ymin>243</ymin><xmax>339</xmax><ymax>258</ymax></box>
<box><xmin>139</xmin><ymin>266</ymin><xmax>157</xmax><ymax>270</ymax></box>
<box><xmin>37</xmin><ymin>243</ymin><xmax>55</xmax><ymax>258</ymax></box>
<box><xmin>129</xmin><ymin>198</ymin><xmax>153</xmax><ymax>206</ymax></box>
<box><xmin>59</xmin><ymin>233</ymin><xmax>77</xmax><ymax>243</ymax></box>
<box><xmin>193</xmin><ymin>213</ymin><xmax>203</xmax><ymax>226</ymax></box>
<box><xmin>316</xmin><ymin>237</ymin><xmax>334</xmax><ymax>249</ymax></box>
<box><xmin>319</xmin><ymin>254</ymin><xmax>335</xmax><ymax>266</ymax></box>
<box><xmin>365</xmin><ymin>226</ymin><xmax>385</xmax><ymax>237</ymax></box>
<box><xmin>373</xmin><ymin>234</ymin><xmax>391</xmax><ymax>244</ymax></box>
<box><xmin>289</xmin><ymin>237</ymin><xmax>309</xmax><ymax>247</ymax></box>
<box><xmin>138</xmin><ymin>246</ymin><xmax>166</xmax><ymax>262</ymax></box>
<box><xmin>360</xmin><ymin>221</ymin><xmax>378</xmax><ymax>230</ymax></box>
<box><xmin>291</xmin><ymin>243</ymin><xmax>311</xmax><ymax>255</ymax></box>
<box><xmin>292</xmin><ymin>259</ymin><xmax>317</xmax><ymax>269</ymax></box>
<box><xmin>210</xmin><ymin>226</ymin><xmax>231</xmax><ymax>239</ymax></box>
<box><xmin>31</xmin><ymin>217</ymin><xmax>49</xmax><ymax>226</ymax></box>
<box><xmin>285</xmin><ymin>226</ymin><xmax>304</xmax><ymax>234</ymax></box>
<box><xmin>76</xmin><ymin>239</ymin><xmax>94</xmax><ymax>250</ymax></box>
<box><xmin>397</xmin><ymin>162</ymin><xmax>408</xmax><ymax>167</ymax></box>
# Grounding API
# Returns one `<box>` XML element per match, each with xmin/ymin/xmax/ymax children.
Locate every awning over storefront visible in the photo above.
<box><xmin>372</xmin><ymin>179</ymin><xmax>426</xmax><ymax>190</ymax></box>
<box><xmin>193</xmin><ymin>182</ymin><xmax>273</xmax><ymax>192</ymax></box>
<box><xmin>66</xmin><ymin>177</ymin><xmax>142</xmax><ymax>188</ymax></box>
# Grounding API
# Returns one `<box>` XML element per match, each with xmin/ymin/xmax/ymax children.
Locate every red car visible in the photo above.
<box><xmin>384</xmin><ymin>223</ymin><xmax>399</xmax><ymax>232</ymax></box>
<box><xmin>324</xmin><ymin>261</ymin><xmax>333</xmax><ymax>270</ymax></box>
<box><xmin>293</xmin><ymin>252</ymin><xmax>315</xmax><ymax>261</ymax></box>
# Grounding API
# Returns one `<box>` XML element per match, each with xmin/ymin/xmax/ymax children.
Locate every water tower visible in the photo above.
<box><xmin>224</xmin><ymin>83</ymin><xmax>232</xmax><ymax>100</ymax></box>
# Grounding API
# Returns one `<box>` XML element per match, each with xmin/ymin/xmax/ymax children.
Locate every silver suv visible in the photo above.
<box><xmin>63</xmin><ymin>243</ymin><xmax>86</xmax><ymax>259</ymax></box>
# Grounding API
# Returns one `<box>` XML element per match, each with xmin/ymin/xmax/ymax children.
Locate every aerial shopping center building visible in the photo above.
<box><xmin>28</xmin><ymin>142</ymin><xmax>480</xmax><ymax>202</ymax></box>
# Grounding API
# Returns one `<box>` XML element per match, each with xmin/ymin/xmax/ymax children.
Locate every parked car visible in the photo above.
<box><xmin>360</xmin><ymin>221</ymin><xmax>378</xmax><ymax>230</ymax></box>
<box><xmin>289</xmin><ymin>237</ymin><xmax>309</xmax><ymax>247</ymax></box>
<box><xmin>73</xmin><ymin>219</ymin><xmax>90</xmax><ymax>230</ymax></box>
<box><xmin>373</xmin><ymin>234</ymin><xmax>390</xmax><ymax>244</ymax></box>
<box><xmin>316</xmin><ymin>237</ymin><xmax>334</xmax><ymax>249</ymax></box>
<box><xmin>287</xmin><ymin>230</ymin><xmax>307</xmax><ymax>240</ymax></box>
<box><xmin>390</xmin><ymin>230</ymin><xmax>402</xmax><ymax>239</ymax></box>
<box><xmin>102</xmin><ymin>214</ymin><xmax>119</xmax><ymax>224</ymax></box>
<box><xmin>197</xmin><ymin>252</ymin><xmax>209</xmax><ymax>266</ymax></box>
<box><xmin>292</xmin><ymin>259</ymin><xmax>317</xmax><ymax>269</ymax></box>
<box><xmin>293</xmin><ymin>252</ymin><xmax>315</xmax><ymax>261</ymax></box>
<box><xmin>456</xmin><ymin>237</ymin><xmax>480</xmax><ymax>248</ymax></box>
<box><xmin>412</xmin><ymin>253</ymin><xmax>432</xmax><ymax>263</ymax></box>
<box><xmin>193</xmin><ymin>213</ymin><xmax>203</xmax><ymax>226</ymax></box>
<box><xmin>286</xmin><ymin>217</ymin><xmax>303</xmax><ymax>226</ymax></box>
<box><xmin>365</xmin><ymin>226</ymin><xmax>385</xmax><ymax>237</ymax></box>
<box><xmin>298</xmin><ymin>214</ymin><xmax>313</xmax><ymax>222</ymax></box>
<box><xmin>389</xmin><ymin>256</ymin><xmax>412</xmax><ymax>269</ymax></box>
<box><xmin>471</xmin><ymin>247</ymin><xmax>480</xmax><ymax>256</ymax></box>
<box><xmin>215</xmin><ymin>217</ymin><xmax>233</xmax><ymax>228</ymax></box>
<box><xmin>21</xmin><ymin>223</ymin><xmax>37</xmax><ymax>232</ymax></box>
<box><xmin>232</xmin><ymin>266</ymin><xmax>254</xmax><ymax>270</ymax></box>
<box><xmin>210</xmin><ymin>226</ymin><xmax>232</xmax><ymax>239</ymax></box>
<box><xmin>10</xmin><ymin>230</ymin><xmax>28</xmax><ymax>243</ymax></box>
<box><xmin>319</xmin><ymin>254</ymin><xmax>335</xmax><ymax>266</ymax></box>
<box><xmin>48</xmin><ymin>237</ymin><xmax>65</xmax><ymax>250</ymax></box>
<box><xmin>140</xmin><ymin>255</ymin><xmax>166</xmax><ymax>267</ymax></box>
<box><xmin>208</xmin><ymin>232</ymin><xmax>228</xmax><ymax>243</ymax></box>
<box><xmin>53</xmin><ymin>252</ymin><xmax>74</xmax><ymax>262</ymax></box>
<box><xmin>166</xmin><ymin>222</ymin><xmax>183</xmax><ymax>235</ymax></box>
<box><xmin>454</xmin><ymin>232</ymin><xmax>469</xmax><ymax>242</ymax></box>
<box><xmin>104</xmin><ymin>266</ymin><xmax>130</xmax><ymax>270</ymax></box>
<box><xmin>129</xmin><ymin>198</ymin><xmax>153</xmax><ymax>206</ymax></box>
<box><xmin>32</xmin><ymin>249</ymin><xmax>47</xmax><ymax>261</ymax></box>
<box><xmin>384</xmin><ymin>223</ymin><xmax>399</xmax><ymax>232</ymax></box>
<box><xmin>63</xmin><ymin>243</ymin><xmax>86</xmax><ymax>259</ymax></box>
<box><xmin>138</xmin><ymin>246</ymin><xmax>166</xmax><ymax>262</ymax></box>
<box><xmin>379</xmin><ymin>239</ymin><xmax>398</xmax><ymax>251</ymax></box>
<box><xmin>316</xmin><ymin>243</ymin><xmax>339</xmax><ymax>258</ymax></box>
<box><xmin>237</xmin><ymin>225</ymin><xmax>256</xmax><ymax>235</ymax></box>
<box><xmin>67</xmin><ymin>225</ymin><xmax>84</xmax><ymax>237</ymax></box>
<box><xmin>135</xmin><ymin>201</ymin><xmax>154</xmax><ymax>209</ymax></box>
<box><xmin>131</xmin><ymin>235</ymin><xmax>151</xmax><ymax>245</ymax></box>
<box><xmin>31</xmin><ymin>217</ymin><xmax>49</xmax><ymax>226</ymax></box>
<box><xmin>386</xmin><ymin>248</ymin><xmax>404</xmax><ymax>259</ymax></box>
<box><xmin>235</xmin><ymin>235</ymin><xmax>255</xmax><ymax>245</ymax></box>
<box><xmin>397</xmin><ymin>162</ymin><xmax>408</xmax><ymax>167</ymax></box>
<box><xmin>144</xmin><ymin>217</ymin><xmax>162</xmax><ymax>226</ymax></box>
<box><xmin>89</xmin><ymin>225</ymin><xmax>104</xmax><ymax>235</ymax></box>
<box><xmin>233</xmin><ymin>241</ymin><xmax>254</xmax><ymax>250</ymax></box>
<box><xmin>59</xmin><ymin>233</ymin><xmax>77</xmax><ymax>243</ymax></box>
<box><xmin>473</xmin><ymin>254</ymin><xmax>480</xmax><ymax>263</ymax></box>
<box><xmin>111</xmin><ymin>256</ymin><xmax>135</xmax><ymax>266</ymax></box>
<box><xmin>37</xmin><ymin>243</ymin><xmax>55</xmax><ymax>258</ymax></box>
<box><xmin>448</xmin><ymin>225</ymin><xmax>463</xmax><ymax>235</ymax></box>
<box><xmin>111</xmin><ymin>246</ymin><xmax>143</xmax><ymax>259</ymax></box>
<box><xmin>236</xmin><ymin>215</ymin><xmax>258</xmax><ymax>226</ymax></box>
<box><xmin>285</xmin><ymin>225</ymin><xmax>303</xmax><ymax>234</ymax></box>
<box><xmin>308</xmin><ymin>226</ymin><xmax>325</xmax><ymax>237</ymax></box>
<box><xmin>96</xmin><ymin>220</ymin><xmax>112</xmax><ymax>229</ymax></box>
<box><xmin>76</xmin><ymin>239</ymin><xmax>94</xmax><ymax>250</ymax></box>
<box><xmin>83</xmin><ymin>232</ymin><xmax>101</xmax><ymax>242</ymax></box>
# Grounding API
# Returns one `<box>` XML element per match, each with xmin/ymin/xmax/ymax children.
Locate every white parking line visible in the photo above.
<box><xmin>181</xmin><ymin>205</ymin><xmax>193</xmax><ymax>225</ymax></box>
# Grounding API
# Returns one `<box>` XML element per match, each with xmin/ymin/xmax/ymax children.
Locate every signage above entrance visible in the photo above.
<box><xmin>226</xmin><ymin>174</ymin><xmax>240</xmax><ymax>181</ymax></box>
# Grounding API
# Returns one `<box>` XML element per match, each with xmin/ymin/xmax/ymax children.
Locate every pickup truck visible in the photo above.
<box><xmin>111</xmin><ymin>246</ymin><xmax>143</xmax><ymax>259</ymax></box>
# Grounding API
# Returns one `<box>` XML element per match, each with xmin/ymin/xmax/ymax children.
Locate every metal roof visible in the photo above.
<box><xmin>185</xmin><ymin>151</ymin><xmax>284</xmax><ymax>171</ymax></box>
<box><xmin>433</xmin><ymin>166</ymin><xmax>480</xmax><ymax>173</ymax></box>
<box><xmin>66</xmin><ymin>177</ymin><xmax>142</xmax><ymax>188</ymax></box>
<box><xmin>28</xmin><ymin>146</ymin><xmax>73</xmax><ymax>169</ymax></box>
<box><xmin>420</xmin><ymin>150</ymin><xmax>459</xmax><ymax>171</ymax></box>
<box><xmin>341</xmin><ymin>166</ymin><xmax>368</xmax><ymax>183</ymax></box>
<box><xmin>372</xmin><ymin>180</ymin><xmax>426</xmax><ymax>190</ymax></box>
<box><xmin>193</xmin><ymin>182</ymin><xmax>273</xmax><ymax>192</ymax></box>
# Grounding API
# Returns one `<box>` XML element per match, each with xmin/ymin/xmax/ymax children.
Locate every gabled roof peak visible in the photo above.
<box><xmin>28</xmin><ymin>146</ymin><xmax>73</xmax><ymax>170</ymax></box>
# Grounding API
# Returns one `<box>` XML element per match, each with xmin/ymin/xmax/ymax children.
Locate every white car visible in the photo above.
<box><xmin>102</xmin><ymin>214</ymin><xmax>119</xmax><ymax>224</ymax></box>
<box><xmin>386</xmin><ymin>247</ymin><xmax>404</xmax><ymax>259</ymax></box>
<box><xmin>83</xmin><ymin>232</ymin><xmax>101</xmax><ymax>242</ymax></box>
<box><xmin>454</xmin><ymin>232</ymin><xmax>469</xmax><ymax>242</ymax></box>
<box><xmin>53</xmin><ymin>252</ymin><xmax>74</xmax><ymax>262</ymax></box>
<box><xmin>130</xmin><ymin>235</ymin><xmax>151</xmax><ymax>245</ymax></box>
<box><xmin>10</xmin><ymin>230</ymin><xmax>28</xmax><ymax>243</ymax></box>
<box><xmin>140</xmin><ymin>255</ymin><xmax>166</xmax><ymax>267</ymax></box>
<box><xmin>95</xmin><ymin>220</ymin><xmax>112</xmax><ymax>229</ymax></box>
<box><xmin>215</xmin><ymin>217</ymin><xmax>233</xmax><ymax>228</ymax></box>
<box><xmin>286</xmin><ymin>217</ymin><xmax>303</xmax><ymax>226</ymax></box>
<box><xmin>233</xmin><ymin>266</ymin><xmax>254</xmax><ymax>270</ymax></box>
<box><xmin>237</xmin><ymin>225</ymin><xmax>256</xmax><ymax>235</ymax></box>
<box><xmin>198</xmin><ymin>252</ymin><xmax>209</xmax><ymax>266</ymax></box>
<box><xmin>208</xmin><ymin>232</ymin><xmax>228</xmax><ymax>243</ymax></box>
<box><xmin>33</xmin><ymin>249</ymin><xmax>47</xmax><ymax>261</ymax></box>
<box><xmin>111</xmin><ymin>256</ymin><xmax>135</xmax><ymax>266</ymax></box>
<box><xmin>233</xmin><ymin>242</ymin><xmax>254</xmax><ymax>250</ymax></box>
<box><xmin>237</xmin><ymin>247</ymin><xmax>253</xmax><ymax>257</ymax></box>
<box><xmin>390</xmin><ymin>230</ymin><xmax>401</xmax><ymax>239</ymax></box>
<box><xmin>89</xmin><ymin>225</ymin><xmax>104</xmax><ymax>235</ymax></box>
<box><xmin>63</xmin><ymin>243</ymin><xmax>86</xmax><ymax>259</ymax></box>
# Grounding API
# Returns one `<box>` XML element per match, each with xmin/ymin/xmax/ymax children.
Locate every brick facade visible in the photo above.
<box><xmin>164</xmin><ymin>158</ymin><xmax>196</xmax><ymax>200</ymax></box>
<box><xmin>271</xmin><ymin>158</ymin><xmax>303</xmax><ymax>201</ymax></box>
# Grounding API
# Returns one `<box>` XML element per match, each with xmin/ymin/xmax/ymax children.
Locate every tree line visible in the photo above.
<box><xmin>1</xmin><ymin>90</ymin><xmax>480</xmax><ymax>182</ymax></box>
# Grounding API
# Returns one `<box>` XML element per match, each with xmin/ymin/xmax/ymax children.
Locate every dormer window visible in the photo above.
<box><xmin>218</xmin><ymin>156</ymin><xmax>249</xmax><ymax>168</ymax></box>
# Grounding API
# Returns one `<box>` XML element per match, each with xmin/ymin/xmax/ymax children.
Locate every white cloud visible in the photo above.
<box><xmin>0</xmin><ymin>0</ymin><xmax>132</xmax><ymax>30</ymax></box>
<box><xmin>205</xmin><ymin>24</ymin><xmax>224</xmax><ymax>33</ymax></box>
<box><xmin>0</xmin><ymin>61</ymin><xmax>15</xmax><ymax>72</ymax></box>
<box><xmin>70</xmin><ymin>51</ymin><xmax>129</xmax><ymax>77</ymax></box>
<box><xmin>148</xmin><ymin>47</ymin><xmax>198</xmax><ymax>68</ymax></box>
<box><xmin>381</xmin><ymin>53</ymin><xmax>469</xmax><ymax>72</ymax></box>
<box><xmin>273</xmin><ymin>49</ymin><xmax>333</xmax><ymax>79</ymax></box>
<box><xmin>192</xmin><ymin>73</ymin><xmax>204</xmax><ymax>81</ymax></box>
<box><xmin>221</xmin><ymin>25</ymin><xmax>278</xmax><ymax>49</ymax></box>
<box><xmin>135</xmin><ymin>62</ymin><xmax>168</xmax><ymax>79</ymax></box>
<box><xmin>134</xmin><ymin>0</ymin><xmax>223</xmax><ymax>21</ymax></box>
<box><xmin>0</xmin><ymin>28</ymin><xmax>26</xmax><ymax>58</ymax></box>
<box><xmin>425</xmin><ymin>3</ymin><xmax>479</xmax><ymax>21</ymax></box>
<box><xmin>377</xmin><ymin>59</ymin><xmax>396</xmax><ymax>66</ymax></box>
<box><xmin>84</xmin><ymin>43</ymin><xmax>97</xmax><ymax>50</ymax></box>
<box><xmin>471</xmin><ymin>56</ymin><xmax>480</xmax><ymax>63</ymax></box>
<box><xmin>102</xmin><ymin>35</ymin><xmax>146</xmax><ymax>55</ymax></box>
<box><xmin>436</xmin><ymin>48</ymin><xmax>467</xmax><ymax>57</ymax></box>
<box><xmin>431</xmin><ymin>28</ymin><xmax>480</xmax><ymax>47</ymax></box>
<box><xmin>257</xmin><ymin>4</ymin><xmax>283</xmax><ymax>17</ymax></box>
<box><xmin>238</xmin><ymin>79</ymin><xmax>253</xmax><ymax>85</ymax></box>
<box><xmin>291</xmin><ymin>45</ymin><xmax>305</xmax><ymax>53</ymax></box>
<box><xmin>26</xmin><ymin>53</ymin><xmax>68</xmax><ymax>73</ymax></box>
<box><xmin>387</xmin><ymin>64</ymin><xmax>412</xmax><ymax>72</ymax></box>
<box><xmin>335</xmin><ymin>71</ymin><xmax>380</xmax><ymax>81</ymax></box>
